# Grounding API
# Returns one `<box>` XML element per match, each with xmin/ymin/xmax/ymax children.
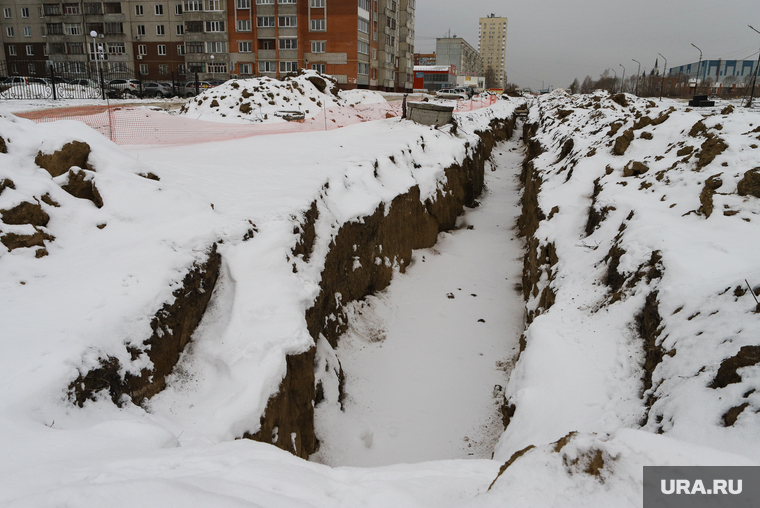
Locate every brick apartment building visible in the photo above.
<box><xmin>0</xmin><ymin>0</ymin><xmax>414</xmax><ymax>90</ymax></box>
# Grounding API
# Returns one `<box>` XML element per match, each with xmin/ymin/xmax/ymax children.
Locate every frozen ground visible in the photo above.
<box><xmin>312</xmin><ymin>143</ymin><xmax>526</xmax><ymax>467</ymax></box>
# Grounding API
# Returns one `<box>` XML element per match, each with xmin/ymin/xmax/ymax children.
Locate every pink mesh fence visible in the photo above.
<box><xmin>15</xmin><ymin>95</ymin><xmax>499</xmax><ymax>146</ymax></box>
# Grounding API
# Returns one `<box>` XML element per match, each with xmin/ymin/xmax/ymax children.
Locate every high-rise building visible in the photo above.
<box><xmin>478</xmin><ymin>13</ymin><xmax>507</xmax><ymax>89</ymax></box>
<box><xmin>435</xmin><ymin>37</ymin><xmax>481</xmax><ymax>77</ymax></box>
<box><xmin>0</xmin><ymin>0</ymin><xmax>413</xmax><ymax>90</ymax></box>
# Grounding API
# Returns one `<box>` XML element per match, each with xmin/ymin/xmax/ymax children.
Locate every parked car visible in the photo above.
<box><xmin>69</xmin><ymin>78</ymin><xmax>101</xmax><ymax>88</ymax></box>
<box><xmin>0</xmin><ymin>76</ymin><xmax>52</xmax><ymax>98</ymax></box>
<box><xmin>142</xmin><ymin>81</ymin><xmax>174</xmax><ymax>98</ymax></box>
<box><xmin>436</xmin><ymin>88</ymin><xmax>469</xmax><ymax>100</ymax></box>
<box><xmin>183</xmin><ymin>81</ymin><xmax>215</xmax><ymax>97</ymax></box>
<box><xmin>107</xmin><ymin>79</ymin><xmax>142</xmax><ymax>94</ymax></box>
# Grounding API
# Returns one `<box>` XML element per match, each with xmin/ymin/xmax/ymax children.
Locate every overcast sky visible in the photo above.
<box><xmin>414</xmin><ymin>0</ymin><xmax>760</xmax><ymax>90</ymax></box>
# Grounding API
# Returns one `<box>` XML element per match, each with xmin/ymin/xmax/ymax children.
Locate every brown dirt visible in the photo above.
<box><xmin>737</xmin><ymin>168</ymin><xmax>760</xmax><ymax>197</ymax></box>
<box><xmin>698</xmin><ymin>174</ymin><xmax>723</xmax><ymax>217</ymax></box>
<box><xmin>69</xmin><ymin>244</ymin><xmax>221</xmax><ymax>406</ymax></box>
<box><xmin>488</xmin><ymin>444</ymin><xmax>536</xmax><ymax>490</ymax></box>
<box><xmin>613</xmin><ymin>129</ymin><xmax>634</xmax><ymax>156</ymax></box>
<box><xmin>623</xmin><ymin>161</ymin><xmax>649</xmax><ymax>177</ymax></box>
<box><xmin>35</xmin><ymin>140</ymin><xmax>92</xmax><ymax>178</ymax></box>
<box><xmin>557</xmin><ymin>138</ymin><xmax>574</xmax><ymax>162</ymax></box>
<box><xmin>41</xmin><ymin>193</ymin><xmax>60</xmax><ymax>207</ymax></box>
<box><xmin>689</xmin><ymin>120</ymin><xmax>707</xmax><ymax>138</ymax></box>
<box><xmin>291</xmin><ymin>200</ymin><xmax>318</xmax><ymax>263</ymax></box>
<box><xmin>639</xmin><ymin>290</ymin><xmax>664</xmax><ymax>397</ymax></box>
<box><xmin>239</xmin><ymin>103</ymin><xmax>252</xmax><ymax>114</ymax></box>
<box><xmin>0</xmin><ymin>201</ymin><xmax>49</xmax><ymax>227</ymax></box>
<box><xmin>709</xmin><ymin>346</ymin><xmax>760</xmax><ymax>389</ymax></box>
<box><xmin>696</xmin><ymin>135</ymin><xmax>728</xmax><ymax>169</ymax></box>
<box><xmin>677</xmin><ymin>146</ymin><xmax>693</xmax><ymax>157</ymax></box>
<box><xmin>722</xmin><ymin>403</ymin><xmax>750</xmax><ymax>427</ymax></box>
<box><xmin>1</xmin><ymin>229</ymin><xmax>54</xmax><ymax>251</ymax></box>
<box><xmin>0</xmin><ymin>136</ymin><xmax>7</xmax><ymax>153</ymax></box>
<box><xmin>0</xmin><ymin>178</ymin><xmax>15</xmax><ymax>195</ymax></box>
<box><xmin>61</xmin><ymin>169</ymin><xmax>103</xmax><ymax>208</ymax></box>
<box><xmin>611</xmin><ymin>94</ymin><xmax>628</xmax><ymax>107</ymax></box>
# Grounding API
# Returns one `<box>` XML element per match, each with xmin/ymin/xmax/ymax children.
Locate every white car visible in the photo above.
<box><xmin>436</xmin><ymin>88</ymin><xmax>468</xmax><ymax>100</ymax></box>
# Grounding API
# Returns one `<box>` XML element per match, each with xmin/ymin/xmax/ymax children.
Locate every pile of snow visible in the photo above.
<box><xmin>488</xmin><ymin>90</ymin><xmax>760</xmax><ymax>496</ymax></box>
<box><xmin>178</xmin><ymin>70</ymin><xmax>389</xmax><ymax>123</ymax></box>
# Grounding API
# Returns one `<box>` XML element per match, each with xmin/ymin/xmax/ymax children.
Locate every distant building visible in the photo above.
<box><xmin>413</xmin><ymin>64</ymin><xmax>456</xmax><ymax>92</ymax></box>
<box><xmin>478</xmin><ymin>14</ymin><xmax>507</xmax><ymax>89</ymax></box>
<box><xmin>414</xmin><ymin>53</ymin><xmax>436</xmax><ymax>66</ymax></box>
<box><xmin>668</xmin><ymin>59</ymin><xmax>759</xmax><ymax>89</ymax></box>
<box><xmin>435</xmin><ymin>37</ymin><xmax>481</xmax><ymax>77</ymax></box>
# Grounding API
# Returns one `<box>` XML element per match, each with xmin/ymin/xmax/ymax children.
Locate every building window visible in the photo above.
<box><xmin>278</xmin><ymin>16</ymin><xmax>296</xmax><ymax>27</ymax></box>
<box><xmin>358</xmin><ymin>62</ymin><xmax>368</xmax><ymax>75</ymax></box>
<box><xmin>64</xmin><ymin>23</ymin><xmax>82</xmax><ymax>35</ymax></box>
<box><xmin>23</xmin><ymin>26</ymin><xmax>31</xmax><ymax>37</ymax></box>
<box><xmin>310</xmin><ymin>0</ymin><xmax>324</xmax><ymax>6</ymax></box>
<box><xmin>310</xmin><ymin>19</ymin><xmax>325</xmax><ymax>31</ymax></box>
<box><xmin>136</xmin><ymin>5</ymin><xmax>144</xmax><ymax>15</ymax></box>
<box><xmin>186</xmin><ymin>41</ymin><xmax>204</xmax><ymax>53</ymax></box>
<box><xmin>24</xmin><ymin>45</ymin><xmax>33</xmax><ymax>56</ymax></box>
<box><xmin>28</xmin><ymin>63</ymin><xmax>36</xmax><ymax>74</ymax></box>
<box><xmin>311</xmin><ymin>41</ymin><xmax>325</xmax><ymax>53</ymax></box>
<box><xmin>6</xmin><ymin>27</ymin><xmax>14</xmax><ymax>37</ymax></box>
<box><xmin>158</xmin><ymin>44</ymin><xmax>166</xmax><ymax>55</ymax></box>
<box><xmin>358</xmin><ymin>40</ymin><xmax>368</xmax><ymax>54</ymax></box>
<box><xmin>156</xmin><ymin>24</ymin><xmax>165</xmax><ymax>35</ymax></box>
<box><xmin>103</xmin><ymin>2</ymin><xmax>122</xmax><ymax>14</ymax></box>
<box><xmin>258</xmin><ymin>61</ymin><xmax>276</xmax><ymax>72</ymax></box>
<box><xmin>107</xmin><ymin>42</ymin><xmax>124</xmax><ymax>54</ymax></box>
<box><xmin>159</xmin><ymin>64</ymin><xmax>168</xmax><ymax>75</ymax></box>
<box><xmin>209</xmin><ymin>62</ymin><xmax>226</xmax><ymax>73</ymax></box>
<box><xmin>177</xmin><ymin>44</ymin><xmax>185</xmax><ymax>54</ymax></box>
<box><xmin>239</xmin><ymin>63</ymin><xmax>252</xmax><ymax>74</ymax></box>
<box><xmin>185</xmin><ymin>21</ymin><xmax>203</xmax><ymax>32</ymax></box>
<box><xmin>184</xmin><ymin>1</ymin><xmax>202</xmax><ymax>11</ymax></box>
<box><xmin>205</xmin><ymin>0</ymin><xmax>222</xmax><ymax>10</ymax></box>
<box><xmin>3</xmin><ymin>8</ymin><xmax>12</xmax><ymax>18</ymax></box>
<box><xmin>206</xmin><ymin>41</ymin><xmax>225</xmax><ymax>53</ymax></box>
<box><xmin>257</xmin><ymin>16</ymin><xmax>275</xmax><ymax>27</ymax></box>
<box><xmin>175</xmin><ymin>4</ymin><xmax>183</xmax><ymax>14</ymax></box>
<box><xmin>256</xmin><ymin>0</ymin><xmax>274</xmax><ymax>4</ymax></box>
<box><xmin>8</xmin><ymin>45</ymin><xmax>16</xmax><ymax>56</ymax></box>
<box><xmin>280</xmin><ymin>61</ymin><xmax>298</xmax><ymax>73</ymax></box>
<box><xmin>21</xmin><ymin>7</ymin><xmax>30</xmax><ymax>18</ymax></box>
<box><xmin>358</xmin><ymin>17</ymin><xmax>368</xmax><ymax>33</ymax></box>
<box><xmin>176</xmin><ymin>24</ymin><xmax>184</xmax><ymax>35</ymax></box>
<box><xmin>155</xmin><ymin>4</ymin><xmax>164</xmax><ymax>14</ymax></box>
<box><xmin>279</xmin><ymin>0</ymin><xmax>296</xmax><ymax>3</ymax></box>
<box><xmin>64</xmin><ymin>3</ymin><xmax>81</xmax><ymax>15</ymax></box>
<box><xmin>237</xmin><ymin>0</ymin><xmax>251</xmax><ymax>7</ymax></box>
<box><xmin>137</xmin><ymin>25</ymin><xmax>146</xmax><ymax>35</ymax></box>
<box><xmin>311</xmin><ymin>63</ymin><xmax>325</xmax><ymax>73</ymax></box>
<box><xmin>140</xmin><ymin>64</ymin><xmax>149</xmax><ymax>75</ymax></box>
<box><xmin>105</xmin><ymin>22</ymin><xmax>124</xmax><ymax>34</ymax></box>
<box><xmin>236</xmin><ymin>19</ymin><xmax>251</xmax><ymax>31</ymax></box>
<box><xmin>279</xmin><ymin>38</ymin><xmax>297</xmax><ymax>50</ymax></box>
<box><xmin>238</xmin><ymin>41</ymin><xmax>252</xmax><ymax>52</ymax></box>
<box><xmin>138</xmin><ymin>44</ymin><xmax>147</xmax><ymax>55</ymax></box>
<box><xmin>358</xmin><ymin>0</ymin><xmax>369</xmax><ymax>9</ymax></box>
<box><xmin>205</xmin><ymin>20</ymin><xmax>224</xmax><ymax>32</ymax></box>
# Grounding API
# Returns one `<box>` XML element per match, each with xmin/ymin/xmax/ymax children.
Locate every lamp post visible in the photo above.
<box><xmin>611</xmin><ymin>68</ymin><xmax>617</xmax><ymax>93</ymax></box>
<box><xmin>632</xmin><ymin>59</ymin><xmax>641</xmax><ymax>96</ymax></box>
<box><xmin>746</xmin><ymin>26</ymin><xmax>760</xmax><ymax>108</ymax></box>
<box><xmin>210</xmin><ymin>54</ymin><xmax>214</xmax><ymax>81</ymax></box>
<box><xmin>619</xmin><ymin>64</ymin><xmax>626</xmax><ymax>93</ymax></box>
<box><xmin>658</xmin><ymin>53</ymin><xmax>668</xmax><ymax>100</ymax></box>
<box><xmin>89</xmin><ymin>30</ymin><xmax>104</xmax><ymax>99</ymax></box>
<box><xmin>691</xmin><ymin>43</ymin><xmax>703</xmax><ymax>95</ymax></box>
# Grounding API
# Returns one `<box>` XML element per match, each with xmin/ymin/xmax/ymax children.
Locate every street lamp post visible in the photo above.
<box><xmin>619</xmin><ymin>64</ymin><xmax>626</xmax><ymax>93</ymax></box>
<box><xmin>746</xmin><ymin>26</ymin><xmax>760</xmax><ymax>108</ymax></box>
<box><xmin>210</xmin><ymin>54</ymin><xmax>215</xmax><ymax>81</ymax></box>
<box><xmin>632</xmin><ymin>59</ymin><xmax>641</xmax><ymax>96</ymax></box>
<box><xmin>658</xmin><ymin>53</ymin><xmax>667</xmax><ymax>100</ymax></box>
<box><xmin>89</xmin><ymin>30</ymin><xmax>104</xmax><ymax>99</ymax></box>
<box><xmin>612</xmin><ymin>68</ymin><xmax>617</xmax><ymax>93</ymax></box>
<box><xmin>691</xmin><ymin>43</ymin><xmax>703</xmax><ymax>95</ymax></box>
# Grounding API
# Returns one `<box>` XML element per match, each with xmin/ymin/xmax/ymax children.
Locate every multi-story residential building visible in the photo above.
<box><xmin>413</xmin><ymin>52</ymin><xmax>434</xmax><ymax>66</ymax></box>
<box><xmin>478</xmin><ymin>13</ymin><xmax>507</xmax><ymax>89</ymax></box>
<box><xmin>0</xmin><ymin>0</ymin><xmax>411</xmax><ymax>89</ymax></box>
<box><xmin>435</xmin><ymin>37</ymin><xmax>481</xmax><ymax>77</ymax></box>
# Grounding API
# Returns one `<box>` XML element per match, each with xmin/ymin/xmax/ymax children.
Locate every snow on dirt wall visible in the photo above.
<box><xmin>486</xmin><ymin>90</ymin><xmax>760</xmax><ymax>501</ymax></box>
<box><xmin>0</xmin><ymin>100</ymin><xmax>528</xmax><ymax>506</ymax></box>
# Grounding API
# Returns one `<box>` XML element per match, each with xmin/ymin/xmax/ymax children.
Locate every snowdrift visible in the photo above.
<box><xmin>178</xmin><ymin>69</ymin><xmax>390</xmax><ymax>124</ymax></box>
<box><xmin>487</xmin><ymin>91</ymin><xmax>760</xmax><ymax>498</ymax></box>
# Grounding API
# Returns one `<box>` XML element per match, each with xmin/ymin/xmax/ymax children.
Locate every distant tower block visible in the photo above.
<box><xmin>478</xmin><ymin>14</ymin><xmax>508</xmax><ymax>89</ymax></box>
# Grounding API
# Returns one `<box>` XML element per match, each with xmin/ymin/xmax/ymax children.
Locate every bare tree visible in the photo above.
<box><xmin>569</xmin><ymin>78</ymin><xmax>580</xmax><ymax>94</ymax></box>
<box><xmin>580</xmin><ymin>75</ymin><xmax>594</xmax><ymax>94</ymax></box>
<box><xmin>484</xmin><ymin>67</ymin><xmax>497</xmax><ymax>89</ymax></box>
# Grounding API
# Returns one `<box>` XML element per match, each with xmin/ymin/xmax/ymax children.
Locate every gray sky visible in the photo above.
<box><xmin>414</xmin><ymin>0</ymin><xmax>760</xmax><ymax>90</ymax></box>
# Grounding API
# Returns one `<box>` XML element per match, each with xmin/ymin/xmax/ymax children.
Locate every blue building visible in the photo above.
<box><xmin>668</xmin><ymin>59</ymin><xmax>759</xmax><ymax>86</ymax></box>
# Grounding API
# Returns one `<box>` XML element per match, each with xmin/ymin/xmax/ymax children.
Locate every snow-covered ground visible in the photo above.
<box><xmin>311</xmin><ymin>145</ymin><xmax>526</xmax><ymax>467</ymax></box>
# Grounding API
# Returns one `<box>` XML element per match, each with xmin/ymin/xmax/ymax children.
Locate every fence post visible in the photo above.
<box><xmin>49</xmin><ymin>64</ymin><xmax>57</xmax><ymax>100</ymax></box>
<box><xmin>195</xmin><ymin>72</ymin><xmax>199</xmax><ymax>96</ymax></box>
<box><xmin>99</xmin><ymin>66</ymin><xmax>106</xmax><ymax>100</ymax></box>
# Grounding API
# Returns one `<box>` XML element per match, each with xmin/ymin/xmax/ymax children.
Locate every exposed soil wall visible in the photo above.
<box><xmin>250</xmin><ymin>115</ymin><xmax>516</xmax><ymax>458</ymax></box>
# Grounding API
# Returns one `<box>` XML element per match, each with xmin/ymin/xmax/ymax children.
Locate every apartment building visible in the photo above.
<box><xmin>435</xmin><ymin>37</ymin><xmax>481</xmax><ymax>77</ymax></box>
<box><xmin>478</xmin><ymin>13</ymin><xmax>507</xmax><ymax>89</ymax></box>
<box><xmin>0</xmin><ymin>0</ymin><xmax>412</xmax><ymax>89</ymax></box>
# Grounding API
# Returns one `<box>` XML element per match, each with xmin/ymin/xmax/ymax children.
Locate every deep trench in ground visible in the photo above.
<box><xmin>310</xmin><ymin>139</ymin><xmax>527</xmax><ymax>467</ymax></box>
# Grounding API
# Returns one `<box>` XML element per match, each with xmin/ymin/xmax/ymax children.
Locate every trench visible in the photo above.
<box><xmin>309</xmin><ymin>140</ymin><xmax>527</xmax><ymax>467</ymax></box>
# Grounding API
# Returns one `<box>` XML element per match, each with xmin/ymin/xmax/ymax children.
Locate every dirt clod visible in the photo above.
<box><xmin>35</xmin><ymin>141</ymin><xmax>92</xmax><ymax>178</ymax></box>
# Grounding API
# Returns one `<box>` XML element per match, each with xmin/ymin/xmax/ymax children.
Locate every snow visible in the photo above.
<box><xmin>2</xmin><ymin>87</ymin><xmax>760</xmax><ymax>506</ymax></box>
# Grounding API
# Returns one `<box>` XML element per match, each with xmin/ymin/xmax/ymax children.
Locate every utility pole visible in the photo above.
<box><xmin>658</xmin><ymin>53</ymin><xmax>667</xmax><ymax>100</ymax></box>
<box><xmin>691</xmin><ymin>43</ymin><xmax>703</xmax><ymax>96</ymax></box>
<box><xmin>619</xmin><ymin>64</ymin><xmax>626</xmax><ymax>93</ymax></box>
<box><xmin>612</xmin><ymin>68</ymin><xmax>617</xmax><ymax>93</ymax></box>
<box><xmin>746</xmin><ymin>26</ymin><xmax>760</xmax><ymax>108</ymax></box>
<box><xmin>632</xmin><ymin>59</ymin><xmax>641</xmax><ymax>96</ymax></box>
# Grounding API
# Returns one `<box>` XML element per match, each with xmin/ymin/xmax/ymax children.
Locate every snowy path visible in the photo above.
<box><xmin>311</xmin><ymin>139</ymin><xmax>526</xmax><ymax>467</ymax></box>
